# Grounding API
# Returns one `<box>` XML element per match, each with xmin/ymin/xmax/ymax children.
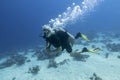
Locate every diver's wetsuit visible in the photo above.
<box><xmin>43</xmin><ymin>31</ymin><xmax>72</xmax><ymax>53</ymax></box>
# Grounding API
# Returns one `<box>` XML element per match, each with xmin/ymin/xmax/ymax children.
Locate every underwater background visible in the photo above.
<box><xmin>0</xmin><ymin>0</ymin><xmax>120</xmax><ymax>80</ymax></box>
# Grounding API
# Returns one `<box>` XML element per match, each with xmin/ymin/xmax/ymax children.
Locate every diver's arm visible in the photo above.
<box><xmin>51</xmin><ymin>47</ymin><xmax>62</xmax><ymax>54</ymax></box>
<box><xmin>70</xmin><ymin>49</ymin><xmax>82</xmax><ymax>57</ymax></box>
<box><xmin>46</xmin><ymin>42</ymin><xmax>51</xmax><ymax>49</ymax></box>
<box><xmin>45</xmin><ymin>47</ymin><xmax>62</xmax><ymax>55</ymax></box>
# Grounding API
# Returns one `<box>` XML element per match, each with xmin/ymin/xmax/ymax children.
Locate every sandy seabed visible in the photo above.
<box><xmin>0</xmin><ymin>32</ymin><xmax>120</xmax><ymax>80</ymax></box>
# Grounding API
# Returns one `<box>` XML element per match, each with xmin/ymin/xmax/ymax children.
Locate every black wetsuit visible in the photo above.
<box><xmin>43</xmin><ymin>31</ymin><xmax>72</xmax><ymax>53</ymax></box>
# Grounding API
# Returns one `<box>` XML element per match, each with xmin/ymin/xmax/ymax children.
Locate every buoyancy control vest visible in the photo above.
<box><xmin>43</xmin><ymin>31</ymin><xmax>72</xmax><ymax>53</ymax></box>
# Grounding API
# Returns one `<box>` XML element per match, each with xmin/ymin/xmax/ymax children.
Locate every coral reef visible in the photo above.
<box><xmin>73</xmin><ymin>54</ymin><xmax>90</xmax><ymax>62</ymax></box>
<box><xmin>28</xmin><ymin>65</ymin><xmax>40</xmax><ymax>74</ymax></box>
<box><xmin>0</xmin><ymin>54</ymin><xmax>27</xmax><ymax>69</ymax></box>
<box><xmin>100</xmin><ymin>39</ymin><xmax>112</xmax><ymax>44</ymax></box>
<box><xmin>58</xmin><ymin>59</ymin><xmax>70</xmax><ymax>66</ymax></box>
<box><xmin>26</xmin><ymin>59</ymin><xmax>31</xmax><ymax>62</ymax></box>
<box><xmin>0</xmin><ymin>50</ymin><xmax>18</xmax><ymax>60</ymax></box>
<box><xmin>12</xmin><ymin>77</ymin><xmax>16</xmax><ymax>80</ymax></box>
<box><xmin>33</xmin><ymin>46</ymin><xmax>62</xmax><ymax>60</ymax></box>
<box><xmin>106</xmin><ymin>43</ymin><xmax>120</xmax><ymax>52</ymax></box>
<box><xmin>48</xmin><ymin>59</ymin><xmax>57</xmax><ymax>68</ymax></box>
<box><xmin>33</xmin><ymin>49</ymin><xmax>48</xmax><ymax>60</ymax></box>
<box><xmin>47</xmin><ymin>59</ymin><xmax>70</xmax><ymax>68</ymax></box>
<box><xmin>91</xmin><ymin>45</ymin><xmax>96</xmax><ymax>48</ymax></box>
<box><xmin>111</xmin><ymin>32</ymin><xmax>120</xmax><ymax>39</ymax></box>
<box><xmin>117</xmin><ymin>55</ymin><xmax>120</xmax><ymax>59</ymax></box>
<box><xmin>32</xmin><ymin>46</ymin><xmax>53</xmax><ymax>60</ymax></box>
<box><xmin>90</xmin><ymin>73</ymin><xmax>102</xmax><ymax>80</ymax></box>
<box><xmin>12</xmin><ymin>54</ymin><xmax>27</xmax><ymax>66</ymax></box>
<box><xmin>105</xmin><ymin>53</ymin><xmax>110</xmax><ymax>58</ymax></box>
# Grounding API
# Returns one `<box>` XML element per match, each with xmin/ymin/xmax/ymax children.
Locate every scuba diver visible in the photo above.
<box><xmin>42</xmin><ymin>25</ymin><xmax>100</xmax><ymax>57</ymax></box>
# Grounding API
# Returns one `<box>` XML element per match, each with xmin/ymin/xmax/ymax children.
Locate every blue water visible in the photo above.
<box><xmin>0</xmin><ymin>0</ymin><xmax>120</xmax><ymax>53</ymax></box>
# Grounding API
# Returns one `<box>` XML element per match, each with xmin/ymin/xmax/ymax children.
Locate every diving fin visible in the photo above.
<box><xmin>81</xmin><ymin>47</ymin><xmax>101</xmax><ymax>53</ymax></box>
<box><xmin>88</xmin><ymin>48</ymin><xmax>101</xmax><ymax>53</ymax></box>
<box><xmin>81</xmin><ymin>34</ymin><xmax>90</xmax><ymax>41</ymax></box>
<box><xmin>75</xmin><ymin>32</ymin><xmax>90</xmax><ymax>41</ymax></box>
<box><xmin>70</xmin><ymin>47</ymin><xmax>101</xmax><ymax>57</ymax></box>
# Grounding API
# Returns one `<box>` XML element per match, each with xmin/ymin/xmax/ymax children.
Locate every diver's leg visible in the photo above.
<box><xmin>65</xmin><ymin>42</ymin><xmax>73</xmax><ymax>53</ymax></box>
<box><xmin>70</xmin><ymin>47</ymin><xmax>101</xmax><ymax>57</ymax></box>
<box><xmin>69</xmin><ymin>47</ymin><xmax>87</xmax><ymax>57</ymax></box>
<box><xmin>69</xmin><ymin>47</ymin><xmax>85</xmax><ymax>57</ymax></box>
<box><xmin>70</xmin><ymin>51</ymin><xmax>81</xmax><ymax>57</ymax></box>
<box><xmin>75</xmin><ymin>32</ymin><xmax>82</xmax><ymax>39</ymax></box>
<box><xmin>75</xmin><ymin>32</ymin><xmax>90</xmax><ymax>41</ymax></box>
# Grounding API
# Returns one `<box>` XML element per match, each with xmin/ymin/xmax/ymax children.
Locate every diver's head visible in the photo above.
<box><xmin>42</xmin><ymin>25</ymin><xmax>54</xmax><ymax>38</ymax></box>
